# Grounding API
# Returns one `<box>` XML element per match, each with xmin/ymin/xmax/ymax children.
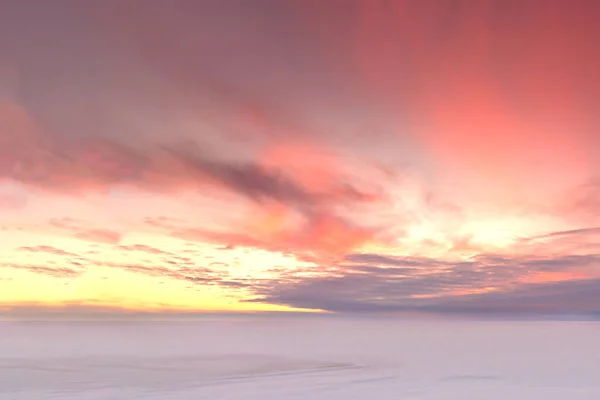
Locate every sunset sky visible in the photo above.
<box><xmin>1</xmin><ymin>0</ymin><xmax>600</xmax><ymax>317</ymax></box>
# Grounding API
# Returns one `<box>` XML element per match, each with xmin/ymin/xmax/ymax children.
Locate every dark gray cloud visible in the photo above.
<box><xmin>522</xmin><ymin>255</ymin><xmax>600</xmax><ymax>270</ymax></box>
<box><xmin>0</xmin><ymin>106</ymin><xmax>380</xmax><ymax>255</ymax></box>
<box><xmin>161</xmin><ymin>145</ymin><xmax>315</xmax><ymax>210</ymax></box>
<box><xmin>243</xmin><ymin>252</ymin><xmax>600</xmax><ymax>315</ymax></box>
<box><xmin>418</xmin><ymin>279</ymin><xmax>600</xmax><ymax>316</ymax></box>
<box><xmin>159</xmin><ymin>145</ymin><xmax>383</xmax><ymax>245</ymax></box>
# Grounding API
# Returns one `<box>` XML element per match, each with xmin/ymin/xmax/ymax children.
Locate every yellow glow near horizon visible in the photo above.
<box><xmin>0</xmin><ymin>227</ymin><xmax>324</xmax><ymax>312</ymax></box>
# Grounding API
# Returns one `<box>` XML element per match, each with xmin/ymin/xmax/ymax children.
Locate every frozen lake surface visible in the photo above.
<box><xmin>1</xmin><ymin>317</ymin><xmax>599</xmax><ymax>399</ymax></box>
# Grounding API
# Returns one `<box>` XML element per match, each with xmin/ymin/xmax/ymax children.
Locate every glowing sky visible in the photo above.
<box><xmin>1</xmin><ymin>0</ymin><xmax>600</xmax><ymax>316</ymax></box>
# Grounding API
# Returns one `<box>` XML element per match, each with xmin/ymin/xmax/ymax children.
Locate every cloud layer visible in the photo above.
<box><xmin>1</xmin><ymin>1</ymin><xmax>600</xmax><ymax>316</ymax></box>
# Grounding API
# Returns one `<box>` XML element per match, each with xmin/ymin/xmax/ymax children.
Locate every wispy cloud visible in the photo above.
<box><xmin>242</xmin><ymin>248</ymin><xmax>600</xmax><ymax>314</ymax></box>
<box><xmin>18</xmin><ymin>245</ymin><xmax>76</xmax><ymax>257</ymax></box>
<box><xmin>2</xmin><ymin>263</ymin><xmax>82</xmax><ymax>278</ymax></box>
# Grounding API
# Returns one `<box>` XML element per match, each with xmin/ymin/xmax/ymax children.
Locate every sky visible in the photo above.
<box><xmin>1</xmin><ymin>0</ymin><xmax>600</xmax><ymax>317</ymax></box>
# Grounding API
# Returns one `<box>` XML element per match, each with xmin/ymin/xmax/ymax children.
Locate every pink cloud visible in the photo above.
<box><xmin>75</xmin><ymin>229</ymin><xmax>122</xmax><ymax>245</ymax></box>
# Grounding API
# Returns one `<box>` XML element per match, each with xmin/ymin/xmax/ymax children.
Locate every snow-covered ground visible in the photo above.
<box><xmin>1</xmin><ymin>317</ymin><xmax>599</xmax><ymax>399</ymax></box>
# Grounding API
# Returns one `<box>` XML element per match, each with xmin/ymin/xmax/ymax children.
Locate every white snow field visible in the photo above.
<box><xmin>1</xmin><ymin>317</ymin><xmax>599</xmax><ymax>399</ymax></box>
